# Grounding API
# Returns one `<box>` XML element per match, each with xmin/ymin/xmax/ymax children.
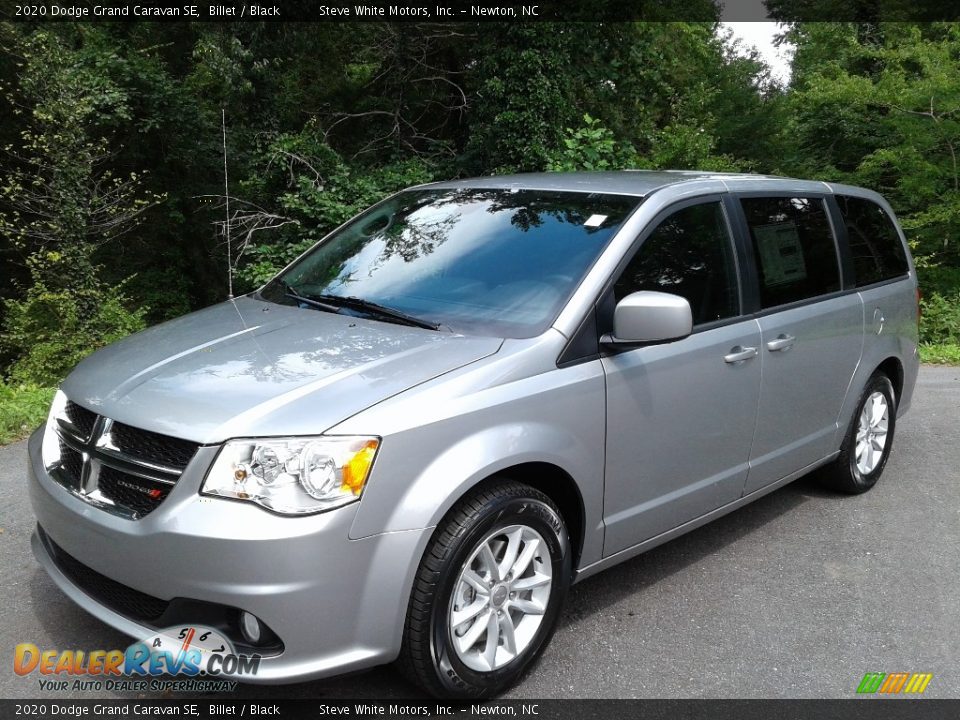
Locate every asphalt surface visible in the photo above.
<box><xmin>2</xmin><ymin>366</ymin><xmax>958</xmax><ymax>700</ymax></box>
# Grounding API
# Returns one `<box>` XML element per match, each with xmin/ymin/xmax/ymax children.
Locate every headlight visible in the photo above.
<box><xmin>41</xmin><ymin>389</ymin><xmax>68</xmax><ymax>470</ymax></box>
<box><xmin>201</xmin><ymin>436</ymin><xmax>380</xmax><ymax>515</ymax></box>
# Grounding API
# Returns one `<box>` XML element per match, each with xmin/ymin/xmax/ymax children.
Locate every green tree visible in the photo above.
<box><xmin>0</xmin><ymin>30</ymin><xmax>152</xmax><ymax>384</ymax></box>
<box><xmin>783</xmin><ymin>23</ymin><xmax>960</xmax><ymax>264</ymax></box>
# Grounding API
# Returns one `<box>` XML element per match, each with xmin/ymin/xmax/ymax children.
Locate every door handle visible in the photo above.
<box><xmin>766</xmin><ymin>334</ymin><xmax>796</xmax><ymax>352</ymax></box>
<box><xmin>724</xmin><ymin>346</ymin><xmax>758</xmax><ymax>363</ymax></box>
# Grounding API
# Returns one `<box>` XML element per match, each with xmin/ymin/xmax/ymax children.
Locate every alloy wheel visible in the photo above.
<box><xmin>856</xmin><ymin>391</ymin><xmax>889</xmax><ymax>475</ymax></box>
<box><xmin>448</xmin><ymin>524</ymin><xmax>553</xmax><ymax>672</ymax></box>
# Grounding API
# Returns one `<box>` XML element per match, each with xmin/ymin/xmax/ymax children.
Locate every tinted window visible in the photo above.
<box><xmin>615</xmin><ymin>202</ymin><xmax>739</xmax><ymax>326</ymax></box>
<box><xmin>261</xmin><ymin>189</ymin><xmax>639</xmax><ymax>338</ymax></box>
<box><xmin>836</xmin><ymin>195</ymin><xmax>909</xmax><ymax>286</ymax></box>
<box><xmin>741</xmin><ymin>196</ymin><xmax>840</xmax><ymax>308</ymax></box>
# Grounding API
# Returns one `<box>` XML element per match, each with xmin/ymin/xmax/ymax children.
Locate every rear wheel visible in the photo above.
<box><xmin>818</xmin><ymin>373</ymin><xmax>897</xmax><ymax>494</ymax></box>
<box><xmin>398</xmin><ymin>481</ymin><xmax>571</xmax><ymax>698</ymax></box>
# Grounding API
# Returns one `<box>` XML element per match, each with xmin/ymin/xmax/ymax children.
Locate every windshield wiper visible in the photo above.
<box><xmin>309</xmin><ymin>293</ymin><xmax>440</xmax><ymax>331</ymax></box>
<box><xmin>281</xmin><ymin>281</ymin><xmax>340</xmax><ymax>313</ymax></box>
<box><xmin>279</xmin><ymin>281</ymin><xmax>440</xmax><ymax>330</ymax></box>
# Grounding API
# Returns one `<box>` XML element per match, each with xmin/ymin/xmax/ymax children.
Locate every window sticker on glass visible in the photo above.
<box><xmin>584</xmin><ymin>214</ymin><xmax>608</xmax><ymax>228</ymax></box>
<box><xmin>754</xmin><ymin>222</ymin><xmax>807</xmax><ymax>286</ymax></box>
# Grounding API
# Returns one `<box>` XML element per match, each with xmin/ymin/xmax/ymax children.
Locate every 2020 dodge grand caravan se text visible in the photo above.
<box><xmin>28</xmin><ymin>171</ymin><xmax>919</xmax><ymax>697</ymax></box>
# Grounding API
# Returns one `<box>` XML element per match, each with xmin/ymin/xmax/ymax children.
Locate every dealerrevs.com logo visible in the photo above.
<box><xmin>14</xmin><ymin>626</ymin><xmax>260</xmax><ymax>693</ymax></box>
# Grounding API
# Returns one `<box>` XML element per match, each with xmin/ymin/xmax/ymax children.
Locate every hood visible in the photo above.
<box><xmin>61</xmin><ymin>296</ymin><xmax>502</xmax><ymax>443</ymax></box>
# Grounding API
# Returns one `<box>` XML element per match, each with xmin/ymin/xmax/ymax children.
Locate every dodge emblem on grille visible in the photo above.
<box><xmin>115</xmin><ymin>478</ymin><xmax>164</xmax><ymax>499</ymax></box>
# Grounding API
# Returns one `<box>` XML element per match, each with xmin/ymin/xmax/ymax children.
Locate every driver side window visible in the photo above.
<box><xmin>615</xmin><ymin>201</ymin><xmax>740</xmax><ymax>326</ymax></box>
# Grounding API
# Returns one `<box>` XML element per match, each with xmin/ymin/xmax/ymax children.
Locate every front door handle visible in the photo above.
<box><xmin>724</xmin><ymin>345</ymin><xmax>758</xmax><ymax>363</ymax></box>
<box><xmin>766</xmin><ymin>334</ymin><xmax>796</xmax><ymax>352</ymax></box>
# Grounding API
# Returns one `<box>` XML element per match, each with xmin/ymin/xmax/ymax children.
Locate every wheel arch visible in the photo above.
<box><xmin>876</xmin><ymin>356</ymin><xmax>904</xmax><ymax>402</ymax></box>
<box><xmin>462</xmin><ymin>462</ymin><xmax>586</xmax><ymax>573</ymax></box>
<box><xmin>834</xmin><ymin>354</ymin><xmax>905</xmax><ymax>449</ymax></box>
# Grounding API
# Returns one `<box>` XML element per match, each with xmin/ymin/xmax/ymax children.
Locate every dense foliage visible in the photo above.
<box><xmin>0</xmin><ymin>19</ymin><xmax>958</xmax><ymax>403</ymax></box>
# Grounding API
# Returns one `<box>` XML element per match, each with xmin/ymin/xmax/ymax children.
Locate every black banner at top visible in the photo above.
<box><xmin>3</xmin><ymin>0</ymin><xmax>960</xmax><ymax>23</ymax></box>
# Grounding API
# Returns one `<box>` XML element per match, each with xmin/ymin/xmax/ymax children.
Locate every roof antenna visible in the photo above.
<box><xmin>222</xmin><ymin>108</ymin><xmax>234</xmax><ymax>300</ymax></box>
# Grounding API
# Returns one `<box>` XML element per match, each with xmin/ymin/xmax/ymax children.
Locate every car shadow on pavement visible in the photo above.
<box><xmin>559</xmin><ymin>475</ymin><xmax>830</xmax><ymax>630</ymax></box>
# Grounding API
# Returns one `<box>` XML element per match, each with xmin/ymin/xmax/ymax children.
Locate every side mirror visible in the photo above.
<box><xmin>603</xmin><ymin>291</ymin><xmax>693</xmax><ymax>346</ymax></box>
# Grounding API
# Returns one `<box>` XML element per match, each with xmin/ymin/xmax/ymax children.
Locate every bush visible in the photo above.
<box><xmin>919</xmin><ymin>291</ymin><xmax>960</xmax><ymax>345</ymax></box>
<box><xmin>916</xmin><ymin>264</ymin><xmax>960</xmax><ymax>298</ymax></box>
<box><xmin>919</xmin><ymin>343</ymin><xmax>960</xmax><ymax>365</ymax></box>
<box><xmin>0</xmin><ymin>383</ymin><xmax>55</xmax><ymax>445</ymax></box>
<box><xmin>546</xmin><ymin>114</ymin><xmax>642</xmax><ymax>172</ymax></box>
<box><xmin>914</xmin><ymin>265</ymin><xmax>960</xmax><ymax>349</ymax></box>
<box><xmin>3</xmin><ymin>280</ymin><xmax>146</xmax><ymax>387</ymax></box>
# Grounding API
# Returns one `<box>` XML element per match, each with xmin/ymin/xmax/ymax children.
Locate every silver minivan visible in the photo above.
<box><xmin>28</xmin><ymin>171</ymin><xmax>919</xmax><ymax>697</ymax></box>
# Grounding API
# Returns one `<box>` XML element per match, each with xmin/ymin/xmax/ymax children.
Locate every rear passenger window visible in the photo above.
<box><xmin>836</xmin><ymin>195</ymin><xmax>909</xmax><ymax>286</ymax></box>
<box><xmin>741</xmin><ymin>196</ymin><xmax>840</xmax><ymax>308</ymax></box>
<box><xmin>615</xmin><ymin>201</ymin><xmax>739</xmax><ymax>326</ymax></box>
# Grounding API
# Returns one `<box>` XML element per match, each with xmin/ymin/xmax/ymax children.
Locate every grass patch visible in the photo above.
<box><xmin>0</xmin><ymin>383</ymin><xmax>55</xmax><ymax>445</ymax></box>
<box><xmin>919</xmin><ymin>343</ymin><xmax>960</xmax><ymax>365</ymax></box>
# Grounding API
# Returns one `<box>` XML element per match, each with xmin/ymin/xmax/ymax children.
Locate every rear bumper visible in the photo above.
<box><xmin>27</xmin><ymin>428</ymin><xmax>432</xmax><ymax>683</ymax></box>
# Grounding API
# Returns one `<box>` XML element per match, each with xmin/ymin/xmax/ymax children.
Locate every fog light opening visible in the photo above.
<box><xmin>240</xmin><ymin>611</ymin><xmax>263</xmax><ymax>644</ymax></box>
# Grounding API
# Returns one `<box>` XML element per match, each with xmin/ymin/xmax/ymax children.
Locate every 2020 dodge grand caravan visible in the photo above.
<box><xmin>28</xmin><ymin>171</ymin><xmax>919</xmax><ymax>697</ymax></box>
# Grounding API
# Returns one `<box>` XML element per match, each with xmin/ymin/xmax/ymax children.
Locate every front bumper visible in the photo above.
<box><xmin>27</xmin><ymin>428</ymin><xmax>432</xmax><ymax>683</ymax></box>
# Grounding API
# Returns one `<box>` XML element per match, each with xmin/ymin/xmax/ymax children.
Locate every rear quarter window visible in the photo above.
<box><xmin>836</xmin><ymin>195</ymin><xmax>909</xmax><ymax>287</ymax></box>
<box><xmin>740</xmin><ymin>196</ymin><xmax>841</xmax><ymax>309</ymax></box>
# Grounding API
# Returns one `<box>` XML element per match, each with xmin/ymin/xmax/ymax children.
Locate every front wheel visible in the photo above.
<box><xmin>818</xmin><ymin>373</ymin><xmax>897</xmax><ymax>494</ymax></box>
<box><xmin>398</xmin><ymin>481</ymin><xmax>571</xmax><ymax>698</ymax></box>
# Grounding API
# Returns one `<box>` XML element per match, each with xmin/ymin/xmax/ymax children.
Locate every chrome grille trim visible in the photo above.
<box><xmin>94</xmin><ymin>451</ymin><xmax>180</xmax><ymax>485</ymax></box>
<box><xmin>57</xmin><ymin>430</ymin><xmax>179</xmax><ymax>486</ymax></box>
<box><xmin>56</xmin><ymin>417</ymin><xmax>91</xmax><ymax>446</ymax></box>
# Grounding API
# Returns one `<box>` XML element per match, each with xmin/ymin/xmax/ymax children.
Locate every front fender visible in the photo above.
<box><xmin>342</xmin><ymin>359</ymin><xmax>607</xmax><ymax>569</ymax></box>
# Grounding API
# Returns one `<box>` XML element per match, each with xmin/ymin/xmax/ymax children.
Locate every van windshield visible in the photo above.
<box><xmin>259</xmin><ymin>188</ymin><xmax>640</xmax><ymax>337</ymax></box>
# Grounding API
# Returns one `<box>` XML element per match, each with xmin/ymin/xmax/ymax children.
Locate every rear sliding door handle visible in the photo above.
<box><xmin>724</xmin><ymin>346</ymin><xmax>758</xmax><ymax>363</ymax></box>
<box><xmin>766</xmin><ymin>334</ymin><xmax>796</xmax><ymax>352</ymax></box>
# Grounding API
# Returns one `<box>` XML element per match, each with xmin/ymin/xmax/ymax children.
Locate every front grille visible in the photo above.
<box><xmin>111</xmin><ymin>422</ymin><xmax>199</xmax><ymax>470</ymax></box>
<box><xmin>51</xmin><ymin>397</ymin><xmax>202</xmax><ymax>520</ymax></box>
<box><xmin>58</xmin><ymin>439</ymin><xmax>84</xmax><ymax>485</ymax></box>
<box><xmin>41</xmin><ymin>528</ymin><xmax>169</xmax><ymax>621</ymax></box>
<box><xmin>97</xmin><ymin>466</ymin><xmax>171</xmax><ymax>518</ymax></box>
<box><xmin>64</xmin><ymin>400</ymin><xmax>97</xmax><ymax>440</ymax></box>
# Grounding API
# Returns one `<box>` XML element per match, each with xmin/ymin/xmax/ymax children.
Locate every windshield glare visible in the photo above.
<box><xmin>261</xmin><ymin>188</ymin><xmax>640</xmax><ymax>337</ymax></box>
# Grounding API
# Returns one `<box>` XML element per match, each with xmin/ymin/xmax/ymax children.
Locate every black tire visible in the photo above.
<box><xmin>397</xmin><ymin>480</ymin><xmax>572</xmax><ymax>698</ymax></box>
<box><xmin>818</xmin><ymin>373</ymin><xmax>897</xmax><ymax>494</ymax></box>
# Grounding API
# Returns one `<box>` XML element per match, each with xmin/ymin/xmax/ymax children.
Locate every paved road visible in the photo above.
<box><xmin>2</xmin><ymin>367</ymin><xmax>958</xmax><ymax>700</ymax></box>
